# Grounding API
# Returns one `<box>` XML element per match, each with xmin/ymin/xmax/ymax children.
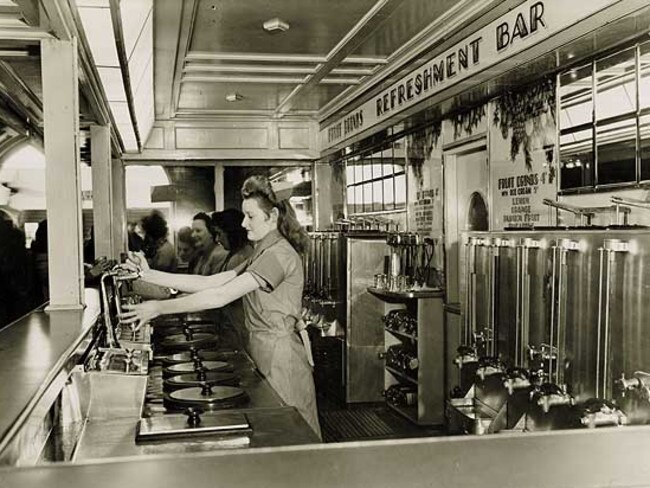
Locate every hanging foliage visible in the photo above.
<box><xmin>452</xmin><ymin>104</ymin><xmax>486</xmax><ymax>139</ymax></box>
<box><xmin>407</xmin><ymin>121</ymin><xmax>442</xmax><ymax>186</ymax></box>
<box><xmin>493</xmin><ymin>76</ymin><xmax>556</xmax><ymax>172</ymax></box>
<box><xmin>331</xmin><ymin>158</ymin><xmax>345</xmax><ymax>183</ymax></box>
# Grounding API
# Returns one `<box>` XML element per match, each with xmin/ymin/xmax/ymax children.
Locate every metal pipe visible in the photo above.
<box><xmin>549</xmin><ymin>244</ymin><xmax>558</xmax><ymax>379</ymax></box>
<box><xmin>596</xmin><ymin>247</ymin><xmax>605</xmax><ymax>398</ymax></box>
<box><xmin>603</xmin><ymin>250</ymin><xmax>612</xmax><ymax>398</ymax></box>
<box><xmin>489</xmin><ymin>241</ymin><xmax>497</xmax><ymax>357</ymax></box>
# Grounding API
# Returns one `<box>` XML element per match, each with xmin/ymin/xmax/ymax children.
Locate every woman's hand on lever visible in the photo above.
<box><xmin>120</xmin><ymin>300</ymin><xmax>160</xmax><ymax>330</ymax></box>
<box><xmin>126</xmin><ymin>251</ymin><xmax>150</xmax><ymax>274</ymax></box>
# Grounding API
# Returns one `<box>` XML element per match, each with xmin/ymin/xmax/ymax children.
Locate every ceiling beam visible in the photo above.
<box><xmin>273</xmin><ymin>0</ymin><xmax>406</xmax><ymax>117</ymax></box>
<box><xmin>39</xmin><ymin>0</ymin><xmax>72</xmax><ymax>40</ymax></box>
<box><xmin>181</xmin><ymin>75</ymin><xmax>361</xmax><ymax>85</ymax></box>
<box><xmin>13</xmin><ymin>0</ymin><xmax>39</xmax><ymax>27</ymax></box>
<box><xmin>62</xmin><ymin>0</ymin><xmax>123</xmax><ymax>154</ymax></box>
<box><xmin>170</xmin><ymin>0</ymin><xmax>197</xmax><ymax>118</ymax></box>
<box><xmin>109</xmin><ymin>0</ymin><xmax>141</xmax><ymax>152</ymax></box>
<box><xmin>183</xmin><ymin>64</ymin><xmax>375</xmax><ymax>76</ymax></box>
<box><xmin>0</xmin><ymin>26</ymin><xmax>50</xmax><ymax>40</ymax></box>
<box><xmin>0</xmin><ymin>60</ymin><xmax>42</xmax><ymax>118</ymax></box>
<box><xmin>185</xmin><ymin>51</ymin><xmax>388</xmax><ymax>65</ymax></box>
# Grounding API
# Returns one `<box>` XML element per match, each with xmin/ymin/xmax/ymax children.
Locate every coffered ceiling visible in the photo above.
<box><xmin>154</xmin><ymin>0</ymin><xmax>461</xmax><ymax>120</ymax></box>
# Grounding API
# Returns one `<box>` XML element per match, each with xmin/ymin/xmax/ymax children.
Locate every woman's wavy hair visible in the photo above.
<box><xmin>211</xmin><ymin>209</ymin><xmax>249</xmax><ymax>253</ymax></box>
<box><xmin>140</xmin><ymin>210</ymin><xmax>169</xmax><ymax>241</ymax></box>
<box><xmin>192</xmin><ymin>212</ymin><xmax>217</xmax><ymax>239</ymax></box>
<box><xmin>241</xmin><ymin>175</ymin><xmax>308</xmax><ymax>254</ymax></box>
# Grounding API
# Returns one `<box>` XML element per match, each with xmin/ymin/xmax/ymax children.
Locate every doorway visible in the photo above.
<box><xmin>444</xmin><ymin>141</ymin><xmax>489</xmax><ymax>305</ymax></box>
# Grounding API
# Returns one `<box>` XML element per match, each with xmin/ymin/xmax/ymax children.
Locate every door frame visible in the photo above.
<box><xmin>443</xmin><ymin>137</ymin><xmax>488</xmax><ymax>305</ymax></box>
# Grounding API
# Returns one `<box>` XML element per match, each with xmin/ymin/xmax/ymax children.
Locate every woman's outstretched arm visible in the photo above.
<box><xmin>120</xmin><ymin>272</ymin><xmax>259</xmax><ymax>329</ymax></box>
<box><xmin>127</xmin><ymin>251</ymin><xmax>237</xmax><ymax>293</ymax></box>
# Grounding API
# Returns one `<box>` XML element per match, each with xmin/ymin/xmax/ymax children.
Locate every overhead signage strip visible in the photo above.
<box><xmin>320</xmin><ymin>0</ymin><xmax>619</xmax><ymax>150</ymax></box>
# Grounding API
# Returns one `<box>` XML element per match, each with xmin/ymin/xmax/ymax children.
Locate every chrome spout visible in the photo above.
<box><xmin>530</xmin><ymin>383</ymin><xmax>573</xmax><ymax>413</ymax></box>
<box><xmin>580</xmin><ymin>398</ymin><xmax>627</xmax><ymax>428</ymax></box>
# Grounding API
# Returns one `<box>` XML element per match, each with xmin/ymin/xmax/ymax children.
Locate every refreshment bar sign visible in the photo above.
<box><xmin>320</xmin><ymin>0</ymin><xmax>617</xmax><ymax>150</ymax></box>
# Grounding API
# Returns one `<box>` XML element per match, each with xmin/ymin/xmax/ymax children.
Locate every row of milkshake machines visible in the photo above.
<box><xmin>302</xmin><ymin>225</ymin><xmax>650</xmax><ymax>435</ymax></box>
<box><xmin>452</xmin><ymin>229</ymin><xmax>650</xmax><ymax>434</ymax></box>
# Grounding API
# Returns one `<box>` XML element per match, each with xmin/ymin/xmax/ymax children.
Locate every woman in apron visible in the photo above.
<box><xmin>121</xmin><ymin>175</ymin><xmax>321</xmax><ymax>438</ymax></box>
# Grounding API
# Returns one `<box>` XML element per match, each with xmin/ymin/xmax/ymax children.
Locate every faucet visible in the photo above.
<box><xmin>454</xmin><ymin>344</ymin><xmax>479</xmax><ymax>369</ymax></box>
<box><xmin>475</xmin><ymin>356</ymin><xmax>505</xmax><ymax>381</ymax></box>
<box><xmin>616</xmin><ymin>372</ymin><xmax>650</xmax><ymax>402</ymax></box>
<box><xmin>503</xmin><ymin>367</ymin><xmax>531</xmax><ymax>395</ymax></box>
<box><xmin>580</xmin><ymin>398</ymin><xmax>627</xmax><ymax>428</ymax></box>
<box><xmin>530</xmin><ymin>383</ymin><xmax>573</xmax><ymax>413</ymax></box>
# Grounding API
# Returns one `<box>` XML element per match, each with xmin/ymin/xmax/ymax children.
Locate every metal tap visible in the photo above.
<box><xmin>530</xmin><ymin>383</ymin><xmax>573</xmax><ymax>413</ymax></box>
<box><xmin>616</xmin><ymin>372</ymin><xmax>650</xmax><ymax>401</ymax></box>
<box><xmin>475</xmin><ymin>356</ymin><xmax>505</xmax><ymax>381</ymax></box>
<box><xmin>503</xmin><ymin>367</ymin><xmax>531</xmax><ymax>395</ymax></box>
<box><xmin>580</xmin><ymin>398</ymin><xmax>627</xmax><ymax>428</ymax></box>
<box><xmin>454</xmin><ymin>344</ymin><xmax>479</xmax><ymax>369</ymax></box>
<box><xmin>528</xmin><ymin>343</ymin><xmax>558</xmax><ymax>363</ymax></box>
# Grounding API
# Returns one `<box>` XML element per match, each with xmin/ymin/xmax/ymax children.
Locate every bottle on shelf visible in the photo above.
<box><xmin>385</xmin><ymin>384</ymin><xmax>417</xmax><ymax>407</ymax></box>
<box><xmin>386</xmin><ymin>344</ymin><xmax>419</xmax><ymax>378</ymax></box>
<box><xmin>382</xmin><ymin>310</ymin><xmax>417</xmax><ymax>337</ymax></box>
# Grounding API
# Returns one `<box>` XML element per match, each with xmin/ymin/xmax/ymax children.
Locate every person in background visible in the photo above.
<box><xmin>120</xmin><ymin>175</ymin><xmax>321</xmax><ymax>438</ymax></box>
<box><xmin>140</xmin><ymin>210</ymin><xmax>177</xmax><ymax>272</ymax></box>
<box><xmin>31</xmin><ymin>219</ymin><xmax>49</xmax><ymax>303</ymax></box>
<box><xmin>176</xmin><ymin>225</ymin><xmax>196</xmax><ymax>273</ymax></box>
<box><xmin>127</xmin><ymin>221</ymin><xmax>145</xmax><ymax>252</ymax></box>
<box><xmin>190</xmin><ymin>212</ymin><xmax>227</xmax><ymax>275</ymax></box>
<box><xmin>211</xmin><ymin>208</ymin><xmax>254</xmax><ymax>348</ymax></box>
<box><xmin>0</xmin><ymin>211</ymin><xmax>34</xmax><ymax>328</ymax></box>
<box><xmin>212</xmin><ymin>209</ymin><xmax>254</xmax><ymax>271</ymax></box>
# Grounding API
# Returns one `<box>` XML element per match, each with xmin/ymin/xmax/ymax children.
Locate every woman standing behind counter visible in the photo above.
<box><xmin>121</xmin><ymin>175</ymin><xmax>321</xmax><ymax>438</ymax></box>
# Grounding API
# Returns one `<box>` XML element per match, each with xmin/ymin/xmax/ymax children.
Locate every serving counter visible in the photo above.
<box><xmin>0</xmin><ymin>287</ymin><xmax>318</xmax><ymax>468</ymax></box>
<box><xmin>4</xmin><ymin>285</ymin><xmax>650</xmax><ymax>488</ymax></box>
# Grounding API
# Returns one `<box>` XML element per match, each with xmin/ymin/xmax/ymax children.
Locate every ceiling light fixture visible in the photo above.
<box><xmin>263</xmin><ymin>18</ymin><xmax>290</xmax><ymax>33</ymax></box>
<box><xmin>225</xmin><ymin>93</ymin><xmax>244</xmax><ymax>102</ymax></box>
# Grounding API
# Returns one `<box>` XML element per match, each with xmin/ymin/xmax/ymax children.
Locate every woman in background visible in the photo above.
<box><xmin>211</xmin><ymin>208</ymin><xmax>254</xmax><ymax>348</ymax></box>
<box><xmin>121</xmin><ymin>175</ymin><xmax>321</xmax><ymax>438</ymax></box>
<box><xmin>141</xmin><ymin>210</ymin><xmax>177</xmax><ymax>272</ymax></box>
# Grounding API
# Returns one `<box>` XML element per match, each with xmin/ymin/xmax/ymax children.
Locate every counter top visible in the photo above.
<box><xmin>0</xmin><ymin>290</ymin><xmax>100</xmax><ymax>451</ymax></box>
<box><xmin>3</xmin><ymin>424</ymin><xmax>650</xmax><ymax>488</ymax></box>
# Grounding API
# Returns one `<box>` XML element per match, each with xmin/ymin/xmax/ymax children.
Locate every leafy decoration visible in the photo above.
<box><xmin>493</xmin><ymin>77</ymin><xmax>556</xmax><ymax>172</ymax></box>
<box><xmin>407</xmin><ymin>121</ymin><xmax>442</xmax><ymax>186</ymax></box>
<box><xmin>332</xmin><ymin>158</ymin><xmax>345</xmax><ymax>183</ymax></box>
<box><xmin>453</xmin><ymin>104</ymin><xmax>486</xmax><ymax>139</ymax></box>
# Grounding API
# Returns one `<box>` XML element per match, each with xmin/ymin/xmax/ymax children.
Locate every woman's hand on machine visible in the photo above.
<box><xmin>125</xmin><ymin>251</ymin><xmax>150</xmax><ymax>274</ymax></box>
<box><xmin>120</xmin><ymin>300</ymin><xmax>160</xmax><ymax>329</ymax></box>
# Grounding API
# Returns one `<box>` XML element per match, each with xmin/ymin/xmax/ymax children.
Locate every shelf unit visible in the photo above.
<box><xmin>369</xmin><ymin>286</ymin><xmax>445</xmax><ymax>426</ymax></box>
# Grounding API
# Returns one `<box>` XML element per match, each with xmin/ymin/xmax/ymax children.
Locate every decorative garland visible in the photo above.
<box><xmin>493</xmin><ymin>76</ymin><xmax>556</xmax><ymax>172</ymax></box>
<box><xmin>453</xmin><ymin>104</ymin><xmax>486</xmax><ymax>139</ymax></box>
<box><xmin>332</xmin><ymin>158</ymin><xmax>345</xmax><ymax>183</ymax></box>
<box><xmin>407</xmin><ymin>121</ymin><xmax>442</xmax><ymax>186</ymax></box>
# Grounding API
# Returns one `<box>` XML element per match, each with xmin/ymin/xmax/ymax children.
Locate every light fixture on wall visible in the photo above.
<box><xmin>225</xmin><ymin>93</ymin><xmax>244</xmax><ymax>102</ymax></box>
<box><xmin>262</xmin><ymin>18</ymin><xmax>290</xmax><ymax>33</ymax></box>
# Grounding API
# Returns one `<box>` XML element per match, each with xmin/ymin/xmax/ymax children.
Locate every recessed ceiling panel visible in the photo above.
<box><xmin>177</xmin><ymin>81</ymin><xmax>298</xmax><ymax>111</ymax></box>
<box><xmin>285</xmin><ymin>84</ymin><xmax>350</xmax><ymax>112</ymax></box>
<box><xmin>190</xmin><ymin>0</ymin><xmax>378</xmax><ymax>55</ymax></box>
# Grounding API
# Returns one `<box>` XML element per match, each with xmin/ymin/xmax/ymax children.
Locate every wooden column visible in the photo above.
<box><xmin>214</xmin><ymin>163</ymin><xmax>224</xmax><ymax>211</ymax></box>
<box><xmin>41</xmin><ymin>37</ymin><xmax>84</xmax><ymax>310</ymax></box>
<box><xmin>90</xmin><ymin>125</ymin><xmax>114</xmax><ymax>260</ymax></box>
<box><xmin>111</xmin><ymin>158</ymin><xmax>126</xmax><ymax>258</ymax></box>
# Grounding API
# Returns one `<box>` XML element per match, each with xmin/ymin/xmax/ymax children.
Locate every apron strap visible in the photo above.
<box><xmin>295</xmin><ymin>318</ymin><xmax>315</xmax><ymax>367</ymax></box>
